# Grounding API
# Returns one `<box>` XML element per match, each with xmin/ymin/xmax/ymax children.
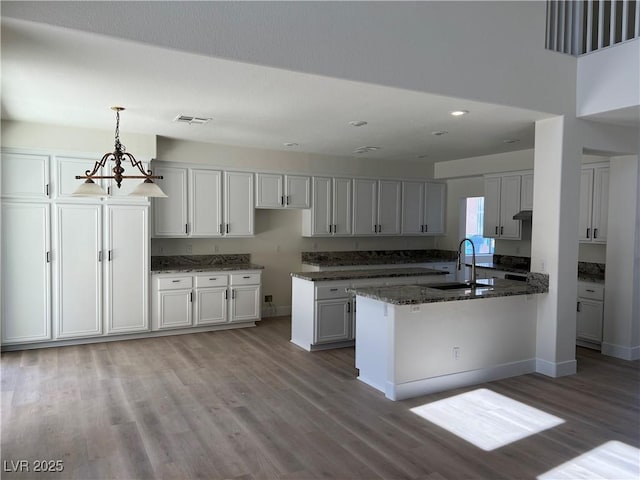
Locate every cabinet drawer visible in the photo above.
<box><xmin>195</xmin><ymin>274</ymin><xmax>228</xmax><ymax>288</ymax></box>
<box><xmin>157</xmin><ymin>276</ymin><xmax>193</xmax><ymax>290</ymax></box>
<box><xmin>578</xmin><ymin>283</ymin><xmax>604</xmax><ymax>300</ymax></box>
<box><xmin>316</xmin><ymin>283</ymin><xmax>350</xmax><ymax>300</ymax></box>
<box><xmin>230</xmin><ymin>272</ymin><xmax>261</xmax><ymax>285</ymax></box>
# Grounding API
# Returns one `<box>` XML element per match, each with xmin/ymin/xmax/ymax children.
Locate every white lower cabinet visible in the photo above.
<box><xmin>315</xmin><ymin>299</ymin><xmax>352</xmax><ymax>344</ymax></box>
<box><xmin>1</xmin><ymin>202</ymin><xmax>52</xmax><ymax>344</ymax></box>
<box><xmin>577</xmin><ymin>282</ymin><xmax>604</xmax><ymax>348</ymax></box>
<box><xmin>152</xmin><ymin>270</ymin><xmax>261</xmax><ymax>330</ymax></box>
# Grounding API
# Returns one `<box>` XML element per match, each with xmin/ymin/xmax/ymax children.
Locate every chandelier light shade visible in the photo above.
<box><xmin>73</xmin><ymin>107</ymin><xmax>167</xmax><ymax>197</ymax></box>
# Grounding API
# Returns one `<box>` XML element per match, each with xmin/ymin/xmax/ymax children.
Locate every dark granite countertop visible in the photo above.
<box><xmin>301</xmin><ymin>249</ymin><xmax>457</xmax><ymax>267</ymax></box>
<box><xmin>347</xmin><ymin>273</ymin><xmax>549</xmax><ymax>305</ymax></box>
<box><xmin>291</xmin><ymin>267</ymin><xmax>447</xmax><ymax>282</ymax></box>
<box><xmin>152</xmin><ymin>263</ymin><xmax>264</xmax><ymax>274</ymax></box>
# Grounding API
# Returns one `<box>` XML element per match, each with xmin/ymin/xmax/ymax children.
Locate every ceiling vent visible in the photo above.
<box><xmin>173</xmin><ymin>115</ymin><xmax>212</xmax><ymax>125</ymax></box>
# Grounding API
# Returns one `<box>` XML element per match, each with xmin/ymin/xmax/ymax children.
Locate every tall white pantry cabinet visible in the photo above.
<box><xmin>1</xmin><ymin>150</ymin><xmax>150</xmax><ymax>346</ymax></box>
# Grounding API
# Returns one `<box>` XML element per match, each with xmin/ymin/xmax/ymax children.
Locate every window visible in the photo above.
<box><xmin>462</xmin><ymin>197</ymin><xmax>494</xmax><ymax>261</ymax></box>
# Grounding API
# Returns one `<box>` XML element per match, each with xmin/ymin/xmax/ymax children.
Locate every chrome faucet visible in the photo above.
<box><xmin>457</xmin><ymin>238</ymin><xmax>476</xmax><ymax>285</ymax></box>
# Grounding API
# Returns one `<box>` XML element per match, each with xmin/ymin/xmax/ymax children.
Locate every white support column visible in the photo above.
<box><xmin>531</xmin><ymin>116</ymin><xmax>582</xmax><ymax>377</ymax></box>
<box><xmin>602</xmin><ymin>155</ymin><xmax>640</xmax><ymax>360</ymax></box>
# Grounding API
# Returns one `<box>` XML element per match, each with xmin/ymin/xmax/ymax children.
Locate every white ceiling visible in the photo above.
<box><xmin>1</xmin><ymin>17</ymin><xmax>555</xmax><ymax>163</ymax></box>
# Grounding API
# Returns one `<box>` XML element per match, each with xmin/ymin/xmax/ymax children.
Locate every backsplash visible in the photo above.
<box><xmin>492</xmin><ymin>254</ymin><xmax>531</xmax><ymax>271</ymax></box>
<box><xmin>301</xmin><ymin>249</ymin><xmax>457</xmax><ymax>266</ymax></box>
<box><xmin>151</xmin><ymin>254</ymin><xmax>251</xmax><ymax>271</ymax></box>
<box><xmin>578</xmin><ymin>261</ymin><xmax>605</xmax><ymax>281</ymax></box>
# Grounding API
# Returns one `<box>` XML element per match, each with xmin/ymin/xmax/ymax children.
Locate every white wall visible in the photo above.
<box><xmin>603</xmin><ymin>155</ymin><xmax>640</xmax><ymax>360</ymax></box>
<box><xmin>3</xmin><ymin>1</ymin><xmax>577</xmax><ymax>116</ymax></box>
<box><xmin>1</xmin><ymin>120</ymin><xmax>157</xmax><ymax>159</ymax></box>
<box><xmin>577</xmin><ymin>39</ymin><xmax>640</xmax><ymax>118</ymax></box>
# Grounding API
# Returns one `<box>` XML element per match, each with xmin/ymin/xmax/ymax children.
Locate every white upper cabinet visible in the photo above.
<box><xmin>56</xmin><ymin>155</ymin><xmax>103</xmax><ymax>200</ymax></box>
<box><xmin>1</xmin><ymin>151</ymin><xmax>50</xmax><ymax>199</ymax></box>
<box><xmin>401</xmin><ymin>181</ymin><xmax>446</xmax><ymax>235</ymax></box>
<box><xmin>255</xmin><ymin>173</ymin><xmax>310</xmax><ymax>209</ymax></box>
<box><xmin>483</xmin><ymin>174</ymin><xmax>521</xmax><ymax>240</ymax></box>
<box><xmin>152</xmin><ymin>164</ymin><xmax>253</xmax><ymax>238</ymax></box>
<box><xmin>153</xmin><ymin>166</ymin><xmax>189</xmax><ymax>237</ymax></box>
<box><xmin>190</xmin><ymin>169</ymin><xmax>223</xmax><ymax>237</ymax></box>
<box><xmin>1</xmin><ymin>202</ymin><xmax>52</xmax><ymax>344</ymax></box>
<box><xmin>520</xmin><ymin>172</ymin><xmax>534</xmax><ymax>211</ymax></box>
<box><xmin>353</xmin><ymin>179</ymin><xmax>401</xmax><ymax>235</ymax></box>
<box><xmin>303</xmin><ymin>176</ymin><xmax>352</xmax><ymax>236</ymax></box>
<box><xmin>579</xmin><ymin>165</ymin><xmax>609</xmax><ymax>244</ymax></box>
<box><xmin>224</xmin><ymin>171</ymin><xmax>254</xmax><ymax>236</ymax></box>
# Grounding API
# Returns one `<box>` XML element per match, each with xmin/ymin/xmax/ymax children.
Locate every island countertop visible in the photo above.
<box><xmin>291</xmin><ymin>267</ymin><xmax>447</xmax><ymax>282</ymax></box>
<box><xmin>347</xmin><ymin>273</ymin><xmax>549</xmax><ymax>305</ymax></box>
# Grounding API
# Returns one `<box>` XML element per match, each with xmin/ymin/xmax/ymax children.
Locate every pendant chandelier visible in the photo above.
<box><xmin>73</xmin><ymin>107</ymin><xmax>167</xmax><ymax>197</ymax></box>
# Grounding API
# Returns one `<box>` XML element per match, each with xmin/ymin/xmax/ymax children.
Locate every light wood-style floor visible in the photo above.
<box><xmin>2</xmin><ymin>317</ymin><xmax>638</xmax><ymax>479</ymax></box>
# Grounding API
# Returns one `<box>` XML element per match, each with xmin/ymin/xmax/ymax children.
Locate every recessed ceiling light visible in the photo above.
<box><xmin>503</xmin><ymin>139</ymin><xmax>520</xmax><ymax>144</ymax></box>
<box><xmin>431</xmin><ymin>130</ymin><xmax>448</xmax><ymax>136</ymax></box>
<box><xmin>450</xmin><ymin>110</ymin><xmax>469</xmax><ymax>116</ymax></box>
<box><xmin>283</xmin><ymin>142</ymin><xmax>299</xmax><ymax>147</ymax></box>
<box><xmin>348</xmin><ymin>120</ymin><xmax>368</xmax><ymax>127</ymax></box>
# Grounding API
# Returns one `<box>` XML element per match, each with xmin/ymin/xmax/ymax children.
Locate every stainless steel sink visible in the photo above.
<box><xmin>427</xmin><ymin>279</ymin><xmax>495</xmax><ymax>291</ymax></box>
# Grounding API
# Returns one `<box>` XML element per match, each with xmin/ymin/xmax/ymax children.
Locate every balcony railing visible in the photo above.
<box><xmin>546</xmin><ymin>0</ymin><xmax>639</xmax><ymax>55</ymax></box>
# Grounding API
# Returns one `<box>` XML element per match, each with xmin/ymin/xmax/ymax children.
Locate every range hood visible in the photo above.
<box><xmin>513</xmin><ymin>210</ymin><xmax>533</xmax><ymax>221</ymax></box>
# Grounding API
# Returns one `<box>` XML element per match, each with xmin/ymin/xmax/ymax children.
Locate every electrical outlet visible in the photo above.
<box><xmin>264</xmin><ymin>295</ymin><xmax>273</xmax><ymax>303</ymax></box>
<box><xmin>186</xmin><ymin>244</ymin><xmax>193</xmax><ymax>254</ymax></box>
<box><xmin>453</xmin><ymin>346</ymin><xmax>461</xmax><ymax>360</ymax></box>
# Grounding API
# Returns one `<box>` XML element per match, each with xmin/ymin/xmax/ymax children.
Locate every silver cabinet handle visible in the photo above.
<box><xmin>586</xmin><ymin>289</ymin><xmax>595</xmax><ymax>292</ymax></box>
<box><xmin>420</xmin><ymin>225</ymin><xmax>424</xmax><ymax>232</ymax></box>
<box><xmin>593</xmin><ymin>228</ymin><xmax>598</xmax><ymax>239</ymax></box>
<box><xmin>500</xmin><ymin>226</ymin><xmax>504</xmax><ymax>235</ymax></box>
<box><xmin>425</xmin><ymin>224</ymin><xmax>428</xmax><ymax>232</ymax></box>
<box><xmin>46</xmin><ymin>184</ymin><xmax>50</xmax><ymax>197</ymax></box>
<box><xmin>280</xmin><ymin>196</ymin><xmax>284</xmax><ymax>206</ymax></box>
<box><xmin>219</xmin><ymin>223</ymin><xmax>223</xmax><ymax>233</ymax></box>
<box><xmin>226</xmin><ymin>224</ymin><xmax>230</xmax><ymax>234</ymax></box>
<box><xmin>286</xmin><ymin>195</ymin><xmax>290</xmax><ymax>205</ymax></box>
<box><xmin>185</xmin><ymin>224</ymin><xmax>188</xmax><ymax>234</ymax></box>
<box><xmin>190</xmin><ymin>292</ymin><xmax>193</xmax><ymax>302</ymax></box>
<box><xmin>329</xmin><ymin>224</ymin><xmax>332</xmax><ymax>233</ymax></box>
<box><xmin>586</xmin><ymin>228</ymin><xmax>590</xmax><ymax>238</ymax></box>
<box><xmin>46</xmin><ymin>251</ymin><xmax>51</xmax><ymax>263</ymax></box>
<box><xmin>347</xmin><ymin>302</ymin><xmax>351</xmax><ymax>313</ymax></box>
<box><xmin>577</xmin><ymin>301</ymin><xmax>581</xmax><ymax>312</ymax></box>
<box><xmin>232</xmin><ymin>289</ymin><xmax>235</xmax><ymax>299</ymax></box>
<box><xmin>172</xmin><ymin>280</ymin><xmax>181</xmax><ymax>283</ymax></box>
<box><xmin>330</xmin><ymin>288</ymin><xmax>339</xmax><ymax>292</ymax></box>
<box><xmin>108</xmin><ymin>250</ymin><xmax>112</xmax><ymax>261</ymax></box>
<box><xmin>107</xmin><ymin>186</ymin><xmax>112</xmax><ymax>196</ymax></box>
<box><xmin>243</xmin><ymin>276</ymin><xmax>251</xmax><ymax>279</ymax></box>
<box><xmin>209</xmin><ymin>277</ymin><xmax>217</xmax><ymax>281</ymax></box>
<box><xmin>495</xmin><ymin>226</ymin><xmax>499</xmax><ymax>235</ymax></box>
<box><xmin>225</xmin><ymin>289</ymin><xmax>228</xmax><ymax>299</ymax></box>
<box><xmin>98</xmin><ymin>251</ymin><xmax>103</xmax><ymax>262</ymax></box>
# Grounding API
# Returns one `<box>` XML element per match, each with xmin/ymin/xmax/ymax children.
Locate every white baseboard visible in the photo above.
<box><xmin>602</xmin><ymin>342</ymin><xmax>640</xmax><ymax>361</ymax></box>
<box><xmin>387</xmin><ymin>359</ymin><xmax>536</xmax><ymax>401</ymax></box>
<box><xmin>535</xmin><ymin>358</ymin><xmax>577</xmax><ymax>377</ymax></box>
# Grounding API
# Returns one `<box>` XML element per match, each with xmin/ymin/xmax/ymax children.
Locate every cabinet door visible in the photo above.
<box><xmin>401</xmin><ymin>181</ymin><xmax>425</xmax><ymax>235</ymax></box>
<box><xmin>285</xmin><ymin>175</ymin><xmax>311</xmax><ymax>208</ymax></box>
<box><xmin>591</xmin><ymin>167</ymin><xmax>609</xmax><ymax>244</ymax></box>
<box><xmin>156</xmin><ymin>290</ymin><xmax>193</xmax><ymax>329</ymax></box>
<box><xmin>195</xmin><ymin>287</ymin><xmax>228</xmax><ymax>325</ymax></box>
<box><xmin>577</xmin><ymin>299</ymin><xmax>603</xmax><ymax>343</ymax></box>
<box><xmin>311</xmin><ymin>176</ymin><xmax>332</xmax><ymax>235</ymax></box>
<box><xmin>55</xmin><ymin>204</ymin><xmax>102</xmax><ymax>339</ymax></box>
<box><xmin>230</xmin><ymin>285</ymin><xmax>260</xmax><ymax>322</ymax></box>
<box><xmin>333</xmin><ymin>177</ymin><xmax>353</xmax><ymax>236</ymax></box>
<box><xmin>520</xmin><ymin>173</ymin><xmax>534</xmax><ymax>211</ymax></box>
<box><xmin>56</xmin><ymin>156</ymin><xmax>103</xmax><ymax>200</ymax></box>
<box><xmin>353</xmin><ymin>179</ymin><xmax>378</xmax><ymax>235</ymax></box>
<box><xmin>483</xmin><ymin>176</ymin><xmax>501</xmax><ymax>238</ymax></box>
<box><xmin>1</xmin><ymin>203</ymin><xmax>51</xmax><ymax>343</ymax></box>
<box><xmin>377</xmin><ymin>180</ymin><xmax>402</xmax><ymax>235</ymax></box>
<box><xmin>1</xmin><ymin>152</ymin><xmax>50</xmax><ymax>199</ymax></box>
<box><xmin>153</xmin><ymin>166</ymin><xmax>188</xmax><ymax>237</ymax></box>
<box><xmin>499</xmin><ymin>175</ymin><xmax>521</xmax><ymax>239</ymax></box>
<box><xmin>256</xmin><ymin>173</ymin><xmax>284</xmax><ymax>208</ymax></box>
<box><xmin>105</xmin><ymin>205</ymin><xmax>149</xmax><ymax>334</ymax></box>
<box><xmin>425</xmin><ymin>182</ymin><xmax>446</xmax><ymax>235</ymax></box>
<box><xmin>315</xmin><ymin>299</ymin><xmax>351</xmax><ymax>344</ymax></box>
<box><xmin>224</xmin><ymin>171</ymin><xmax>254</xmax><ymax>236</ymax></box>
<box><xmin>190</xmin><ymin>169</ymin><xmax>223</xmax><ymax>236</ymax></box>
<box><xmin>578</xmin><ymin>168</ymin><xmax>594</xmax><ymax>242</ymax></box>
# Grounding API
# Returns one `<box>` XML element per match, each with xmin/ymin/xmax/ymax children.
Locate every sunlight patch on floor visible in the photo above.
<box><xmin>410</xmin><ymin>388</ymin><xmax>564</xmax><ymax>451</ymax></box>
<box><xmin>538</xmin><ymin>441</ymin><xmax>640</xmax><ymax>479</ymax></box>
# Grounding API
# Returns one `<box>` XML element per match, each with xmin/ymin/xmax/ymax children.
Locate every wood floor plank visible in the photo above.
<box><xmin>1</xmin><ymin>317</ymin><xmax>638</xmax><ymax>479</ymax></box>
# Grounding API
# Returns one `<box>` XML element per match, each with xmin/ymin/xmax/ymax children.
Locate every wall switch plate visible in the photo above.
<box><xmin>453</xmin><ymin>346</ymin><xmax>461</xmax><ymax>360</ymax></box>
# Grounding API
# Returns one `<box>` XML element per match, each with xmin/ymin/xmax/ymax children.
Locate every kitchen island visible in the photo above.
<box><xmin>349</xmin><ymin>275</ymin><xmax>549</xmax><ymax>400</ymax></box>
